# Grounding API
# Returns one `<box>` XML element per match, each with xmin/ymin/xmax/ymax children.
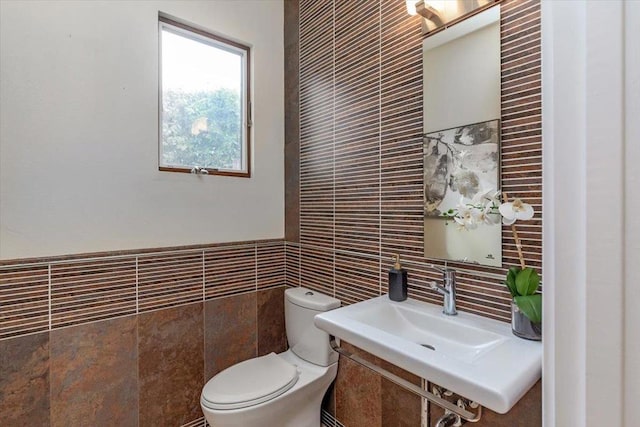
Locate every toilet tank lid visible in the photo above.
<box><xmin>285</xmin><ymin>287</ymin><xmax>341</xmax><ymax>311</ymax></box>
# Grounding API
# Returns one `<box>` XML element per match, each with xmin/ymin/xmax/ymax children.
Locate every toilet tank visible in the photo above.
<box><xmin>285</xmin><ymin>287</ymin><xmax>341</xmax><ymax>367</ymax></box>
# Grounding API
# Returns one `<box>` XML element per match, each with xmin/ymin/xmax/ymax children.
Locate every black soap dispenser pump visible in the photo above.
<box><xmin>389</xmin><ymin>254</ymin><xmax>408</xmax><ymax>302</ymax></box>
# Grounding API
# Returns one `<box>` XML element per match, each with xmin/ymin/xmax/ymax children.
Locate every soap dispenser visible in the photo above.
<box><xmin>389</xmin><ymin>254</ymin><xmax>408</xmax><ymax>302</ymax></box>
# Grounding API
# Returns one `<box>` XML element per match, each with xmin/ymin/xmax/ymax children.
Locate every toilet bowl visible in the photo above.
<box><xmin>201</xmin><ymin>287</ymin><xmax>341</xmax><ymax>427</ymax></box>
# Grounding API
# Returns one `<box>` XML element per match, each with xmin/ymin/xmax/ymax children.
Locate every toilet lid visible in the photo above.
<box><xmin>201</xmin><ymin>352</ymin><xmax>299</xmax><ymax>410</ymax></box>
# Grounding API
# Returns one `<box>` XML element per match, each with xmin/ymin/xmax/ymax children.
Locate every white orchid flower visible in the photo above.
<box><xmin>499</xmin><ymin>198</ymin><xmax>534</xmax><ymax>225</ymax></box>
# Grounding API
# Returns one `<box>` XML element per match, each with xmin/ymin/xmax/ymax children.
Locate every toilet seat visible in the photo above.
<box><xmin>201</xmin><ymin>352</ymin><xmax>300</xmax><ymax>410</ymax></box>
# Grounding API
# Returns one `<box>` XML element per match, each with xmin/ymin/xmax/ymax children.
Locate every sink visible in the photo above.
<box><xmin>348</xmin><ymin>299</ymin><xmax>506</xmax><ymax>364</ymax></box>
<box><xmin>314</xmin><ymin>296</ymin><xmax>541</xmax><ymax>414</ymax></box>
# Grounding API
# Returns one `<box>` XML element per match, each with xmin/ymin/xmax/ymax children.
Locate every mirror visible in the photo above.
<box><xmin>423</xmin><ymin>5</ymin><xmax>501</xmax><ymax>267</ymax></box>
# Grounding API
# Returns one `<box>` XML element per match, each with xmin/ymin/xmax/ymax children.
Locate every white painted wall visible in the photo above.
<box><xmin>624</xmin><ymin>3</ymin><xmax>640</xmax><ymax>424</ymax></box>
<box><xmin>0</xmin><ymin>0</ymin><xmax>284</xmax><ymax>259</ymax></box>
<box><xmin>542</xmin><ymin>1</ymin><xmax>639</xmax><ymax>425</ymax></box>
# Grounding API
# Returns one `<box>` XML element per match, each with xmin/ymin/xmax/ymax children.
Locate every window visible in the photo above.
<box><xmin>159</xmin><ymin>15</ymin><xmax>251</xmax><ymax>177</ymax></box>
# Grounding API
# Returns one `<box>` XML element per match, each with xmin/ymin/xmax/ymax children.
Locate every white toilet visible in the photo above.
<box><xmin>200</xmin><ymin>287</ymin><xmax>341</xmax><ymax>427</ymax></box>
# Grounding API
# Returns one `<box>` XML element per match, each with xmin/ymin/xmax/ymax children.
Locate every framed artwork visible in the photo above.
<box><xmin>423</xmin><ymin>119</ymin><xmax>500</xmax><ymax>217</ymax></box>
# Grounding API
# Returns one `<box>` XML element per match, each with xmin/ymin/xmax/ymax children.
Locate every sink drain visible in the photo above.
<box><xmin>421</xmin><ymin>344</ymin><xmax>436</xmax><ymax>351</ymax></box>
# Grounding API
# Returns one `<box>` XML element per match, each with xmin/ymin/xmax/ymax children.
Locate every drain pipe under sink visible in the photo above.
<box><xmin>435</xmin><ymin>412</ymin><xmax>461</xmax><ymax>427</ymax></box>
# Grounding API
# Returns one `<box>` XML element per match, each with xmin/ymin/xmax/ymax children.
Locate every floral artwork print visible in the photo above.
<box><xmin>423</xmin><ymin>119</ymin><xmax>500</xmax><ymax>217</ymax></box>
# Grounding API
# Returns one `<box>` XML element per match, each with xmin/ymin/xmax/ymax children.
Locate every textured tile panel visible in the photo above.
<box><xmin>0</xmin><ymin>265</ymin><xmax>49</xmax><ymax>339</ymax></box>
<box><xmin>257</xmin><ymin>286</ymin><xmax>288</xmax><ymax>356</ymax></box>
<box><xmin>299</xmin><ymin>0</ymin><xmax>335</xmax><ymax>250</ymax></box>
<box><xmin>300</xmin><ymin>245</ymin><xmax>334</xmax><ymax>296</ymax></box>
<box><xmin>50</xmin><ymin>257</ymin><xmax>136</xmax><ymax>328</ymax></box>
<box><xmin>257</xmin><ymin>242</ymin><xmax>285</xmax><ymax>290</ymax></box>
<box><xmin>295</xmin><ymin>0</ymin><xmax>542</xmax><ymax>323</ymax></box>
<box><xmin>292</xmin><ymin>1</ymin><xmax>542</xmax><ymax>426</ymax></box>
<box><xmin>335</xmin><ymin>342</ymin><xmax>382</xmax><ymax>427</ymax></box>
<box><xmin>50</xmin><ymin>316</ymin><xmax>137</xmax><ymax>427</ymax></box>
<box><xmin>139</xmin><ymin>302</ymin><xmax>204</xmax><ymax>427</ymax></box>
<box><xmin>285</xmin><ymin>0</ymin><xmax>301</xmax><ymax>242</ymax></box>
<box><xmin>0</xmin><ymin>332</ymin><xmax>50</xmax><ymax>426</ymax></box>
<box><xmin>205</xmin><ymin>245</ymin><xmax>256</xmax><ymax>299</ymax></box>
<box><xmin>204</xmin><ymin>293</ymin><xmax>256</xmax><ymax>380</ymax></box>
<box><xmin>334</xmin><ymin>0</ymin><xmax>381</xmax><ymax>258</ymax></box>
<box><xmin>380</xmin><ymin>359</ymin><xmax>422</xmax><ymax>427</ymax></box>
<box><xmin>182</xmin><ymin>417</ymin><xmax>207</xmax><ymax>427</ymax></box>
<box><xmin>138</xmin><ymin>252</ymin><xmax>203</xmax><ymax>312</ymax></box>
<box><xmin>429</xmin><ymin>380</ymin><xmax>542</xmax><ymax>426</ymax></box>
<box><xmin>334</xmin><ymin>252</ymin><xmax>380</xmax><ymax>306</ymax></box>
<box><xmin>500</xmin><ymin>0</ymin><xmax>542</xmax><ymax>272</ymax></box>
<box><xmin>380</xmin><ymin>0</ymin><xmax>425</xmax><ymax>266</ymax></box>
<box><xmin>285</xmin><ymin>242</ymin><xmax>301</xmax><ymax>287</ymax></box>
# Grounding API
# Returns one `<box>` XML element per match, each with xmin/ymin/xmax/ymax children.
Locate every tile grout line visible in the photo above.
<box><xmin>297</xmin><ymin>0</ymin><xmax>302</xmax><ymax>290</ymax></box>
<box><xmin>255</xmin><ymin>243</ymin><xmax>259</xmax><ymax>356</ymax></box>
<box><xmin>202</xmin><ymin>250</ymin><xmax>206</xmax><ymax>301</ymax></box>
<box><xmin>378</xmin><ymin>0</ymin><xmax>383</xmax><ymax>298</ymax></box>
<box><xmin>135</xmin><ymin>256</ymin><xmax>139</xmax><ymax>314</ymax></box>
<box><xmin>332</xmin><ymin>0</ymin><xmax>336</xmax><ymax>299</ymax></box>
<box><xmin>48</xmin><ymin>264</ymin><xmax>52</xmax><ymax>330</ymax></box>
<box><xmin>202</xmin><ymin>248</ymin><xmax>207</xmax><ymax>396</ymax></box>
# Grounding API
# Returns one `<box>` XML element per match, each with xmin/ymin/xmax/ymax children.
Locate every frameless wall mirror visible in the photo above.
<box><xmin>423</xmin><ymin>4</ymin><xmax>501</xmax><ymax>267</ymax></box>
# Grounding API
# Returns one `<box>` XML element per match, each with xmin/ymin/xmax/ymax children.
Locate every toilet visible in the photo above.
<box><xmin>200</xmin><ymin>287</ymin><xmax>341</xmax><ymax>427</ymax></box>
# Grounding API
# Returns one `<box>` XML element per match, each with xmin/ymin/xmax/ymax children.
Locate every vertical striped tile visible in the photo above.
<box><xmin>0</xmin><ymin>265</ymin><xmax>49</xmax><ymax>339</ymax></box>
<box><xmin>138</xmin><ymin>252</ymin><xmax>203</xmax><ymax>312</ymax></box>
<box><xmin>285</xmin><ymin>242</ymin><xmax>301</xmax><ymax>287</ymax></box>
<box><xmin>257</xmin><ymin>241</ymin><xmax>285</xmax><ymax>290</ymax></box>
<box><xmin>50</xmin><ymin>258</ymin><xmax>136</xmax><ymax>328</ymax></box>
<box><xmin>204</xmin><ymin>245</ymin><xmax>256</xmax><ymax>299</ymax></box>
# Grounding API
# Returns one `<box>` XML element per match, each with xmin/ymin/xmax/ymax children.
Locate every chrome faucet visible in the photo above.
<box><xmin>429</xmin><ymin>265</ymin><xmax>457</xmax><ymax>316</ymax></box>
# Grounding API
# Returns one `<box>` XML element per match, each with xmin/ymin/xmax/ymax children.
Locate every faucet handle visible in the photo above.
<box><xmin>429</xmin><ymin>281</ymin><xmax>449</xmax><ymax>295</ymax></box>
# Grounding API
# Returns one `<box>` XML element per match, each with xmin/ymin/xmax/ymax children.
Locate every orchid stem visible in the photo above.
<box><xmin>502</xmin><ymin>192</ymin><xmax>527</xmax><ymax>270</ymax></box>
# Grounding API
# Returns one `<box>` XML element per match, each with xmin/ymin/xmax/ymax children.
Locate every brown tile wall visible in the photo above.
<box><xmin>285</xmin><ymin>0</ymin><xmax>301</xmax><ymax>242</ymax></box>
<box><xmin>289</xmin><ymin>0</ymin><xmax>542</xmax><ymax>426</ymax></box>
<box><xmin>0</xmin><ymin>239</ymin><xmax>287</xmax><ymax>427</ymax></box>
<box><xmin>292</xmin><ymin>0</ymin><xmax>542</xmax><ymax>321</ymax></box>
<box><xmin>291</xmin><ymin>1</ymin><xmax>542</xmax><ymax>312</ymax></box>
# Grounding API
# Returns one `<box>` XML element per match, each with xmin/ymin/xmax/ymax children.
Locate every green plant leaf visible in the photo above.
<box><xmin>514</xmin><ymin>294</ymin><xmax>542</xmax><ymax>324</ymax></box>
<box><xmin>516</xmin><ymin>267</ymin><xmax>540</xmax><ymax>296</ymax></box>
<box><xmin>505</xmin><ymin>266</ymin><xmax>520</xmax><ymax>297</ymax></box>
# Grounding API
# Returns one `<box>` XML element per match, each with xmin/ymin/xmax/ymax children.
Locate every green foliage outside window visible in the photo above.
<box><xmin>161</xmin><ymin>88</ymin><xmax>242</xmax><ymax>170</ymax></box>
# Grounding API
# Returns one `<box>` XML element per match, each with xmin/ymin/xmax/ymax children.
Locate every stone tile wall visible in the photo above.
<box><xmin>0</xmin><ymin>240</ymin><xmax>287</xmax><ymax>427</ymax></box>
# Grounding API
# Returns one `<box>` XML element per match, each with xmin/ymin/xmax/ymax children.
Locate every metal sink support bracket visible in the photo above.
<box><xmin>329</xmin><ymin>338</ymin><xmax>483</xmax><ymax>423</ymax></box>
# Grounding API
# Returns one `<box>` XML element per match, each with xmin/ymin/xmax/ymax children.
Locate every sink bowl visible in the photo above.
<box><xmin>314</xmin><ymin>296</ymin><xmax>541</xmax><ymax>414</ymax></box>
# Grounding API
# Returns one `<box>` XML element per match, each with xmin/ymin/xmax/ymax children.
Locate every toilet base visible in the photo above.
<box><xmin>201</xmin><ymin>350</ymin><xmax>338</xmax><ymax>427</ymax></box>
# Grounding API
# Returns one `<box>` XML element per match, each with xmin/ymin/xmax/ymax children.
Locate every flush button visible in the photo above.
<box><xmin>305</xmin><ymin>291</ymin><xmax>314</xmax><ymax>296</ymax></box>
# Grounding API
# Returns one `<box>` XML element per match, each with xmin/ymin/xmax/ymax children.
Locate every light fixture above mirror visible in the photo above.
<box><xmin>407</xmin><ymin>0</ymin><xmax>499</xmax><ymax>35</ymax></box>
<box><xmin>406</xmin><ymin>1</ymin><xmax>444</xmax><ymax>27</ymax></box>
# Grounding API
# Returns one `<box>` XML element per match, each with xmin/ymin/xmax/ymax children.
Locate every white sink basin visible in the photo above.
<box><xmin>314</xmin><ymin>296</ymin><xmax>541</xmax><ymax>414</ymax></box>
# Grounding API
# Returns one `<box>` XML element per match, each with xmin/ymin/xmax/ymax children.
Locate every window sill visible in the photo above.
<box><xmin>159</xmin><ymin>167</ymin><xmax>251</xmax><ymax>178</ymax></box>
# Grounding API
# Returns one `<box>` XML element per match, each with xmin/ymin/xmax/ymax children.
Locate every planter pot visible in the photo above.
<box><xmin>511</xmin><ymin>300</ymin><xmax>542</xmax><ymax>341</ymax></box>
